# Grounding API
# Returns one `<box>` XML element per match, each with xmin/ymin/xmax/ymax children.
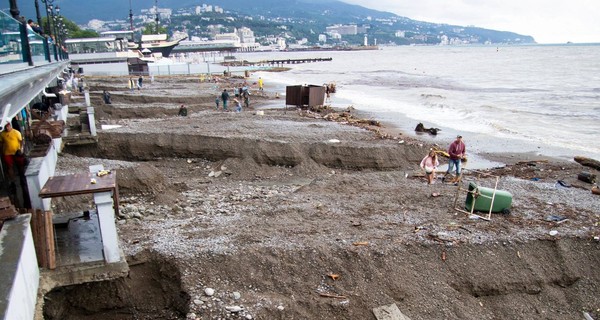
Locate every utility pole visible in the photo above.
<box><xmin>154</xmin><ymin>0</ymin><xmax>159</xmax><ymax>34</ymax></box>
<box><xmin>129</xmin><ymin>0</ymin><xmax>134</xmax><ymax>31</ymax></box>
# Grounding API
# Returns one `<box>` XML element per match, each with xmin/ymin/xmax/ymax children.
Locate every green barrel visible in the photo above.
<box><xmin>465</xmin><ymin>182</ymin><xmax>512</xmax><ymax>213</ymax></box>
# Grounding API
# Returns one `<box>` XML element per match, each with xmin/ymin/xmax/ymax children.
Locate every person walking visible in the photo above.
<box><xmin>258</xmin><ymin>77</ymin><xmax>264</xmax><ymax>91</ymax></box>
<box><xmin>234</xmin><ymin>99</ymin><xmax>242</xmax><ymax>112</ymax></box>
<box><xmin>0</xmin><ymin>122</ymin><xmax>24</xmax><ymax>181</ymax></box>
<box><xmin>420</xmin><ymin>150</ymin><xmax>439</xmax><ymax>184</ymax></box>
<box><xmin>102</xmin><ymin>90</ymin><xmax>112</xmax><ymax>104</ymax></box>
<box><xmin>128</xmin><ymin>78</ymin><xmax>135</xmax><ymax>92</ymax></box>
<box><xmin>215</xmin><ymin>96</ymin><xmax>221</xmax><ymax>110</ymax></box>
<box><xmin>138</xmin><ymin>76</ymin><xmax>143</xmax><ymax>89</ymax></box>
<box><xmin>445</xmin><ymin>135</ymin><xmax>466</xmax><ymax>182</ymax></box>
<box><xmin>242</xmin><ymin>89</ymin><xmax>250</xmax><ymax>109</ymax></box>
<box><xmin>221</xmin><ymin>89</ymin><xmax>230</xmax><ymax>111</ymax></box>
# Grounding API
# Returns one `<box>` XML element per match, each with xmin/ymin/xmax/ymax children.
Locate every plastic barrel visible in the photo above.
<box><xmin>465</xmin><ymin>182</ymin><xmax>512</xmax><ymax>213</ymax></box>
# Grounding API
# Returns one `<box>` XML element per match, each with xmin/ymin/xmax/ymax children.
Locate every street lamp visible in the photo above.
<box><xmin>41</xmin><ymin>0</ymin><xmax>58</xmax><ymax>60</ymax></box>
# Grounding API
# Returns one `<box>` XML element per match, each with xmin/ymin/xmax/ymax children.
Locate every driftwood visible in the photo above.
<box><xmin>415</xmin><ymin>122</ymin><xmax>440</xmax><ymax>135</ymax></box>
<box><xmin>574</xmin><ymin>156</ymin><xmax>600</xmax><ymax>171</ymax></box>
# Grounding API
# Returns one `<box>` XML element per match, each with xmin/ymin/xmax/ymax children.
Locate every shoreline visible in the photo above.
<box><xmin>255</xmin><ymin>72</ymin><xmax>578</xmax><ymax>170</ymax></box>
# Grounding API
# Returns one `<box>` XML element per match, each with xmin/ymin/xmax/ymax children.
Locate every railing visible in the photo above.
<box><xmin>0</xmin><ymin>9</ymin><xmax>67</xmax><ymax>67</ymax></box>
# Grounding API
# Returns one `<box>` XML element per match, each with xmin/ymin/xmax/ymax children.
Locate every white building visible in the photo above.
<box><xmin>318</xmin><ymin>34</ymin><xmax>327</xmax><ymax>43</ymax></box>
<box><xmin>326</xmin><ymin>24</ymin><xmax>358</xmax><ymax>35</ymax></box>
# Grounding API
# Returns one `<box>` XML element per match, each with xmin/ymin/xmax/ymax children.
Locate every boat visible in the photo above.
<box><xmin>132</xmin><ymin>34</ymin><xmax>186</xmax><ymax>58</ymax></box>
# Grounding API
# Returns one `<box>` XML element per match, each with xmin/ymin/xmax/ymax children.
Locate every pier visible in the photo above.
<box><xmin>261</xmin><ymin>57</ymin><xmax>332</xmax><ymax>66</ymax></box>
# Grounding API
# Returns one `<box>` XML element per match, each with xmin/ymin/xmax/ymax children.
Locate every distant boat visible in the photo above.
<box><xmin>131</xmin><ymin>34</ymin><xmax>186</xmax><ymax>58</ymax></box>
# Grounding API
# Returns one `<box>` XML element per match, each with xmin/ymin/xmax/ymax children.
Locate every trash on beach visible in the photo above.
<box><xmin>327</xmin><ymin>139</ymin><xmax>341</xmax><ymax>143</ymax></box>
<box><xmin>255</xmin><ymin>110</ymin><xmax>264</xmax><ymax>115</ymax></box>
<box><xmin>328</xmin><ymin>273</ymin><xmax>340</xmax><ymax>280</ymax></box>
<box><xmin>352</xmin><ymin>241</ymin><xmax>369</xmax><ymax>246</ymax></box>
<box><xmin>398</xmin><ymin>140</ymin><xmax>405</xmax><ymax>144</ymax></box>
<box><xmin>545</xmin><ymin>215</ymin><xmax>568</xmax><ymax>223</ymax></box>
<box><xmin>574</xmin><ymin>156</ymin><xmax>600</xmax><ymax>171</ymax></box>
<box><xmin>549</xmin><ymin>230</ymin><xmax>559</xmax><ymax>236</ymax></box>
<box><xmin>530</xmin><ymin>177</ymin><xmax>540</xmax><ymax>181</ymax></box>
<box><xmin>351</xmin><ymin>221</ymin><xmax>362</xmax><ymax>227</ymax></box>
<box><xmin>555</xmin><ymin>180</ymin><xmax>571</xmax><ymax>188</ymax></box>
<box><xmin>592</xmin><ymin>186</ymin><xmax>600</xmax><ymax>195</ymax></box>
<box><xmin>577</xmin><ymin>172</ymin><xmax>597</xmax><ymax>184</ymax></box>
<box><xmin>431</xmin><ymin>192</ymin><xmax>441</xmax><ymax>198</ymax></box>
<box><xmin>372</xmin><ymin>303</ymin><xmax>412</xmax><ymax>320</ymax></box>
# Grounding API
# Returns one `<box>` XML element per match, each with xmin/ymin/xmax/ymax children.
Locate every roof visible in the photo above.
<box><xmin>141</xmin><ymin>34</ymin><xmax>168</xmax><ymax>42</ymax></box>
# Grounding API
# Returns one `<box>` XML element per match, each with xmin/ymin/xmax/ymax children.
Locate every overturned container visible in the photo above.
<box><xmin>465</xmin><ymin>182</ymin><xmax>512</xmax><ymax>213</ymax></box>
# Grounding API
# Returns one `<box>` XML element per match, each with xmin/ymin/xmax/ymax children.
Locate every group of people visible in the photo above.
<box><xmin>419</xmin><ymin>135</ymin><xmax>466</xmax><ymax>185</ymax></box>
<box><xmin>128</xmin><ymin>76</ymin><xmax>144</xmax><ymax>92</ymax></box>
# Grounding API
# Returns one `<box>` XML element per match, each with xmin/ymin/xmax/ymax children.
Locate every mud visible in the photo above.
<box><xmin>44</xmin><ymin>75</ymin><xmax>600</xmax><ymax>319</ymax></box>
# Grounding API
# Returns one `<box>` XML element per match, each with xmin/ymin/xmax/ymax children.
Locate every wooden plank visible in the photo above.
<box><xmin>33</xmin><ymin>209</ymin><xmax>47</xmax><ymax>268</ymax></box>
<box><xmin>45</xmin><ymin>211</ymin><xmax>56</xmax><ymax>269</ymax></box>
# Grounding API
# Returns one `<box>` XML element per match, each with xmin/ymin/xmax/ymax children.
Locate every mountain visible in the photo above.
<box><xmin>15</xmin><ymin>0</ymin><xmax>535</xmax><ymax>44</ymax></box>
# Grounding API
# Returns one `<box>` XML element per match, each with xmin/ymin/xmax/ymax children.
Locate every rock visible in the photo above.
<box><xmin>205</xmin><ymin>288</ymin><xmax>215</xmax><ymax>296</ymax></box>
<box><xmin>208</xmin><ymin>171</ymin><xmax>215</xmax><ymax>177</ymax></box>
<box><xmin>225</xmin><ymin>306</ymin><xmax>243</xmax><ymax>313</ymax></box>
<box><xmin>245</xmin><ymin>315</ymin><xmax>253</xmax><ymax>319</ymax></box>
<box><xmin>186</xmin><ymin>313</ymin><xmax>197</xmax><ymax>319</ymax></box>
<box><xmin>549</xmin><ymin>230</ymin><xmax>559</xmax><ymax>236</ymax></box>
<box><xmin>277</xmin><ymin>305</ymin><xmax>285</xmax><ymax>311</ymax></box>
<box><xmin>193</xmin><ymin>299</ymin><xmax>203</xmax><ymax>305</ymax></box>
<box><xmin>232</xmin><ymin>292</ymin><xmax>241</xmax><ymax>300</ymax></box>
<box><xmin>214</xmin><ymin>171</ymin><xmax>222</xmax><ymax>178</ymax></box>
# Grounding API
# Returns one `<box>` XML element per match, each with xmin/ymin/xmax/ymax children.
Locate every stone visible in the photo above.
<box><xmin>232</xmin><ymin>291</ymin><xmax>241</xmax><ymax>300</ymax></box>
<box><xmin>245</xmin><ymin>315</ymin><xmax>253</xmax><ymax>319</ymax></box>
<box><xmin>186</xmin><ymin>313</ymin><xmax>197</xmax><ymax>319</ymax></box>
<box><xmin>225</xmin><ymin>306</ymin><xmax>243</xmax><ymax>313</ymax></box>
<box><xmin>194</xmin><ymin>299</ymin><xmax>203</xmax><ymax>305</ymax></box>
<box><xmin>205</xmin><ymin>288</ymin><xmax>215</xmax><ymax>296</ymax></box>
<box><xmin>277</xmin><ymin>305</ymin><xmax>285</xmax><ymax>311</ymax></box>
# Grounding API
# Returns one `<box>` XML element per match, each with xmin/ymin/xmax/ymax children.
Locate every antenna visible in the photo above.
<box><xmin>129</xmin><ymin>0</ymin><xmax>133</xmax><ymax>32</ymax></box>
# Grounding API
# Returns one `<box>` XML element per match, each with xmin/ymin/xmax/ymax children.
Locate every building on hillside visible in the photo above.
<box><xmin>326</xmin><ymin>24</ymin><xmax>358</xmax><ymax>35</ymax></box>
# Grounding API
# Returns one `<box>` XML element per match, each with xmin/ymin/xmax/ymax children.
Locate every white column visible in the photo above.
<box><xmin>93</xmin><ymin>191</ymin><xmax>120</xmax><ymax>263</ymax></box>
<box><xmin>87</xmin><ymin>106</ymin><xmax>97</xmax><ymax>137</ymax></box>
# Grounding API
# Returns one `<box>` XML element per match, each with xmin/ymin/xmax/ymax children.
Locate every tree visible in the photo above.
<box><xmin>142</xmin><ymin>23</ymin><xmax>167</xmax><ymax>35</ymax></box>
<box><xmin>41</xmin><ymin>16</ymin><xmax>98</xmax><ymax>39</ymax></box>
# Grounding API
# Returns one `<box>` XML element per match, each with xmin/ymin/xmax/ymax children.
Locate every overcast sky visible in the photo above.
<box><xmin>342</xmin><ymin>0</ymin><xmax>600</xmax><ymax>44</ymax></box>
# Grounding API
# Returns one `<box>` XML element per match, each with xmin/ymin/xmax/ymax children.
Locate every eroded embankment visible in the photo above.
<box><xmin>67</xmin><ymin>131</ymin><xmax>421</xmax><ymax>170</ymax></box>
<box><xmin>43</xmin><ymin>252</ymin><xmax>189</xmax><ymax>320</ymax></box>
<box><xmin>44</xmin><ymin>239</ymin><xmax>600</xmax><ymax>320</ymax></box>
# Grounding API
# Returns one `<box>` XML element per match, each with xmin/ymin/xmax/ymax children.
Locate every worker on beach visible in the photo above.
<box><xmin>258</xmin><ymin>77</ymin><xmax>264</xmax><ymax>91</ymax></box>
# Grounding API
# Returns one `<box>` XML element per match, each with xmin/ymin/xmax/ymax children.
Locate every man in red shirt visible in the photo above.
<box><xmin>445</xmin><ymin>135</ymin><xmax>465</xmax><ymax>181</ymax></box>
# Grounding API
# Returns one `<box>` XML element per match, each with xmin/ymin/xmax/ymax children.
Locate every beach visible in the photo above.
<box><xmin>41</xmin><ymin>74</ymin><xmax>600</xmax><ymax>320</ymax></box>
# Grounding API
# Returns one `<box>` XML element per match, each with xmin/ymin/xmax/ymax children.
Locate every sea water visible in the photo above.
<box><xmin>237</xmin><ymin>45</ymin><xmax>600</xmax><ymax>164</ymax></box>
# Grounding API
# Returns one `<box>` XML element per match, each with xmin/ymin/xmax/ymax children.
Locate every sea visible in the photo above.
<box><xmin>236</xmin><ymin>44</ymin><xmax>600</xmax><ymax>167</ymax></box>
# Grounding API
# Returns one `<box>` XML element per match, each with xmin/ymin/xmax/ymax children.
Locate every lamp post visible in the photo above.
<box><xmin>42</xmin><ymin>0</ymin><xmax>58</xmax><ymax>60</ymax></box>
<box><xmin>34</xmin><ymin>0</ymin><xmax>51</xmax><ymax>61</ymax></box>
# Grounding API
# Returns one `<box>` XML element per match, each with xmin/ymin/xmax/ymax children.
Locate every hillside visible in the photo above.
<box><xmin>16</xmin><ymin>0</ymin><xmax>535</xmax><ymax>45</ymax></box>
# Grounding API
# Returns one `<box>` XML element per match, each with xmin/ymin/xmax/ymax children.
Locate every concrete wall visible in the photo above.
<box><xmin>25</xmin><ymin>143</ymin><xmax>58</xmax><ymax>211</ymax></box>
<box><xmin>0</xmin><ymin>214</ymin><xmax>39</xmax><ymax>320</ymax></box>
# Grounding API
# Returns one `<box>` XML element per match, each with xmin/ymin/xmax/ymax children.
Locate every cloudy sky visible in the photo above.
<box><xmin>342</xmin><ymin>0</ymin><xmax>600</xmax><ymax>44</ymax></box>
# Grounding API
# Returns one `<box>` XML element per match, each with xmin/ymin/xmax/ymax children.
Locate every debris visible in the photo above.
<box><xmin>90</xmin><ymin>178</ymin><xmax>96</xmax><ymax>184</ymax></box>
<box><xmin>328</xmin><ymin>273</ymin><xmax>340</xmax><ymax>280</ymax></box>
<box><xmin>187</xmin><ymin>159</ymin><xmax>192</xmax><ymax>164</ymax></box>
<box><xmin>583</xmin><ymin>311</ymin><xmax>594</xmax><ymax>320</ymax></box>
<box><xmin>574</xmin><ymin>156</ymin><xmax>600</xmax><ymax>171</ymax></box>
<box><xmin>372</xmin><ymin>303</ymin><xmax>412</xmax><ymax>320</ymax></box>
<box><xmin>441</xmin><ymin>251</ymin><xmax>446</xmax><ymax>262</ymax></box>
<box><xmin>545</xmin><ymin>215</ymin><xmax>568</xmax><ymax>223</ymax></box>
<box><xmin>414</xmin><ymin>122</ymin><xmax>440</xmax><ymax>135</ymax></box>
<box><xmin>327</xmin><ymin>139</ymin><xmax>341</xmax><ymax>143</ymax></box>
<box><xmin>593</xmin><ymin>186</ymin><xmax>600</xmax><ymax>195</ymax></box>
<box><xmin>517</xmin><ymin>251</ymin><xmax>522</xmax><ymax>258</ymax></box>
<box><xmin>431</xmin><ymin>192</ymin><xmax>441</xmax><ymax>198</ymax></box>
<box><xmin>319</xmin><ymin>292</ymin><xmax>347</xmax><ymax>299</ymax></box>
<box><xmin>549</xmin><ymin>230</ymin><xmax>559</xmax><ymax>236</ymax></box>
<box><xmin>577</xmin><ymin>172</ymin><xmax>597</xmax><ymax>184</ymax></box>
<box><xmin>555</xmin><ymin>180</ymin><xmax>571</xmax><ymax>188</ymax></box>
<box><xmin>277</xmin><ymin>305</ymin><xmax>285</xmax><ymax>311</ymax></box>
<box><xmin>352</xmin><ymin>241</ymin><xmax>369</xmax><ymax>246</ymax></box>
<box><xmin>351</xmin><ymin>221</ymin><xmax>362</xmax><ymax>227</ymax></box>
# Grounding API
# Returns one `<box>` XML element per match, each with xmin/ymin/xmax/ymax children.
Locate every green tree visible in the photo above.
<box><xmin>41</xmin><ymin>16</ymin><xmax>98</xmax><ymax>39</ymax></box>
<box><xmin>142</xmin><ymin>23</ymin><xmax>167</xmax><ymax>35</ymax></box>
